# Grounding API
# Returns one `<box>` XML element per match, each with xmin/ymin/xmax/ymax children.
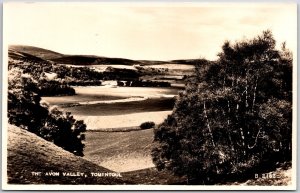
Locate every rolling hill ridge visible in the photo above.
<box><xmin>9</xmin><ymin>45</ymin><xmax>204</xmax><ymax>66</ymax></box>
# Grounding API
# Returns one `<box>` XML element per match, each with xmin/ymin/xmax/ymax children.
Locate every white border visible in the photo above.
<box><xmin>1</xmin><ymin>2</ymin><xmax>297</xmax><ymax>190</ymax></box>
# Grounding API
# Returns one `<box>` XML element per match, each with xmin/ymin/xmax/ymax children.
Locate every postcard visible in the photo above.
<box><xmin>2</xmin><ymin>2</ymin><xmax>297</xmax><ymax>190</ymax></box>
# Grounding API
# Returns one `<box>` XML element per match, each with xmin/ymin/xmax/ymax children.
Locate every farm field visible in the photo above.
<box><xmin>74</xmin><ymin>111</ymin><xmax>172</xmax><ymax>130</ymax></box>
<box><xmin>43</xmin><ymin>86</ymin><xmax>180</xmax><ymax>129</ymax></box>
<box><xmin>84</xmin><ymin>129</ymin><xmax>154</xmax><ymax>172</ymax></box>
<box><xmin>43</xmin><ymin>86</ymin><xmax>179</xmax><ymax>106</ymax></box>
<box><xmin>64</xmin><ymin>98</ymin><xmax>174</xmax><ymax>116</ymax></box>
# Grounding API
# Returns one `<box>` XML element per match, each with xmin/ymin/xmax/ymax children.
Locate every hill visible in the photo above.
<box><xmin>51</xmin><ymin>55</ymin><xmax>140</xmax><ymax>66</ymax></box>
<box><xmin>8</xmin><ymin>48</ymin><xmax>49</xmax><ymax>64</ymax></box>
<box><xmin>9</xmin><ymin>45</ymin><xmax>205</xmax><ymax>66</ymax></box>
<box><xmin>9</xmin><ymin>45</ymin><xmax>143</xmax><ymax>65</ymax></box>
<box><xmin>6</xmin><ymin>124</ymin><xmax>130</xmax><ymax>184</ymax></box>
<box><xmin>9</xmin><ymin>45</ymin><xmax>64</xmax><ymax>60</ymax></box>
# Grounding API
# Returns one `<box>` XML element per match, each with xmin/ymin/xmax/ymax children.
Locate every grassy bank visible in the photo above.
<box><xmin>7</xmin><ymin>124</ymin><xmax>130</xmax><ymax>184</ymax></box>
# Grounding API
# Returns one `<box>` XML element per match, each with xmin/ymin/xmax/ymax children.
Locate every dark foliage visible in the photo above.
<box><xmin>152</xmin><ymin>30</ymin><xmax>292</xmax><ymax>184</ymax></box>
<box><xmin>39</xmin><ymin>80</ymin><xmax>76</xmax><ymax>96</ymax></box>
<box><xmin>140</xmin><ymin>122</ymin><xmax>155</xmax><ymax>130</ymax></box>
<box><xmin>52</xmin><ymin>55</ymin><xmax>99</xmax><ymax>65</ymax></box>
<box><xmin>9</xmin><ymin>49</ymin><xmax>103</xmax><ymax>90</ymax></box>
<box><xmin>8</xmin><ymin>68</ymin><xmax>86</xmax><ymax>156</ymax></box>
<box><xmin>170</xmin><ymin>59</ymin><xmax>209</xmax><ymax>65</ymax></box>
<box><xmin>103</xmin><ymin>67</ymin><xmax>140</xmax><ymax>80</ymax></box>
<box><xmin>67</xmin><ymin>80</ymin><xmax>102</xmax><ymax>86</ymax></box>
<box><xmin>52</xmin><ymin>55</ymin><xmax>138</xmax><ymax>66</ymax></box>
<box><xmin>54</xmin><ymin>66</ymin><xmax>103</xmax><ymax>82</ymax></box>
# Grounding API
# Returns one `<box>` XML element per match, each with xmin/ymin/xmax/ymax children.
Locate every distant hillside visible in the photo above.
<box><xmin>9</xmin><ymin>45</ymin><xmax>64</xmax><ymax>60</ymax></box>
<box><xmin>8</xmin><ymin>48</ymin><xmax>49</xmax><ymax>64</ymax></box>
<box><xmin>137</xmin><ymin>60</ymin><xmax>168</xmax><ymax>65</ymax></box>
<box><xmin>9</xmin><ymin>45</ymin><xmax>207</xmax><ymax>66</ymax></box>
<box><xmin>170</xmin><ymin>59</ymin><xmax>208</xmax><ymax>65</ymax></box>
<box><xmin>6</xmin><ymin>124</ymin><xmax>130</xmax><ymax>184</ymax></box>
<box><xmin>51</xmin><ymin>55</ymin><xmax>99</xmax><ymax>65</ymax></box>
<box><xmin>51</xmin><ymin>55</ymin><xmax>140</xmax><ymax>66</ymax></box>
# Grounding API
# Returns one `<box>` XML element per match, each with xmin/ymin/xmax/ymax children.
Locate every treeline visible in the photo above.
<box><xmin>152</xmin><ymin>31</ymin><xmax>293</xmax><ymax>184</ymax></box>
<box><xmin>135</xmin><ymin>65</ymin><xmax>169</xmax><ymax>75</ymax></box>
<box><xmin>39</xmin><ymin>80</ymin><xmax>76</xmax><ymax>96</ymax></box>
<box><xmin>103</xmin><ymin>67</ymin><xmax>140</xmax><ymax>80</ymax></box>
<box><xmin>21</xmin><ymin>62</ymin><xmax>103</xmax><ymax>86</ymax></box>
<box><xmin>8</xmin><ymin>54</ymin><xmax>104</xmax><ymax>96</ymax></box>
<box><xmin>54</xmin><ymin>65</ymin><xmax>103</xmax><ymax>82</ymax></box>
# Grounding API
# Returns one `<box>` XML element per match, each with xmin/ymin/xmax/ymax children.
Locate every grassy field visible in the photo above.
<box><xmin>42</xmin><ymin>94</ymin><xmax>126</xmax><ymax>106</ymax></box>
<box><xmin>73</xmin><ymin>86</ymin><xmax>181</xmax><ymax>97</ymax></box>
<box><xmin>43</xmin><ymin>86</ymin><xmax>180</xmax><ymax>104</ymax></box>
<box><xmin>84</xmin><ymin>129</ymin><xmax>154</xmax><ymax>172</ymax></box>
<box><xmin>6</xmin><ymin>124</ymin><xmax>129</xmax><ymax>184</ymax></box>
<box><xmin>43</xmin><ymin>86</ymin><xmax>178</xmax><ymax>116</ymax></box>
<box><xmin>75</xmin><ymin>111</ymin><xmax>172</xmax><ymax>129</ymax></box>
<box><xmin>43</xmin><ymin>86</ymin><xmax>177</xmax><ymax>129</ymax></box>
<box><xmin>64</xmin><ymin>98</ymin><xmax>175</xmax><ymax>116</ymax></box>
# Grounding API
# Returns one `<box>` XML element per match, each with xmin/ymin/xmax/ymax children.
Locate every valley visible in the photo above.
<box><xmin>9</xmin><ymin>45</ymin><xmax>194</xmax><ymax>173</ymax></box>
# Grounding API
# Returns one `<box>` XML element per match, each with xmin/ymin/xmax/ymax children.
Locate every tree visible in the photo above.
<box><xmin>8</xmin><ymin>67</ymin><xmax>86</xmax><ymax>156</ymax></box>
<box><xmin>152</xmin><ymin>30</ymin><xmax>292</xmax><ymax>184</ymax></box>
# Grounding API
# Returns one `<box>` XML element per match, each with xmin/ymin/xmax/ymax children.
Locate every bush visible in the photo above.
<box><xmin>152</xmin><ymin>30</ymin><xmax>292</xmax><ymax>184</ymax></box>
<box><xmin>39</xmin><ymin>80</ymin><xmax>76</xmax><ymax>96</ymax></box>
<box><xmin>140</xmin><ymin>121</ymin><xmax>155</xmax><ymax>130</ymax></box>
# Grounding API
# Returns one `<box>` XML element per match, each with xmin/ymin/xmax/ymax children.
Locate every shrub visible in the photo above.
<box><xmin>39</xmin><ymin>80</ymin><xmax>75</xmax><ymax>96</ymax></box>
<box><xmin>140</xmin><ymin>121</ymin><xmax>155</xmax><ymax>130</ymax></box>
<box><xmin>8</xmin><ymin>68</ymin><xmax>86</xmax><ymax>156</ymax></box>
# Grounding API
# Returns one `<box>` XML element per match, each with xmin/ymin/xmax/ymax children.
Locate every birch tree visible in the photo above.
<box><xmin>152</xmin><ymin>30</ymin><xmax>292</xmax><ymax>184</ymax></box>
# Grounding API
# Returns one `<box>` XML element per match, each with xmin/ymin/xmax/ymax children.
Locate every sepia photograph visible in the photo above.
<box><xmin>2</xmin><ymin>2</ymin><xmax>297</xmax><ymax>190</ymax></box>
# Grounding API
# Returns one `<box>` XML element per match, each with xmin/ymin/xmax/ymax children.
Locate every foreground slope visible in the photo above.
<box><xmin>6</xmin><ymin>124</ymin><xmax>129</xmax><ymax>184</ymax></box>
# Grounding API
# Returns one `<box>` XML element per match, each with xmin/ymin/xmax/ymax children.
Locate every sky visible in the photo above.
<box><xmin>4</xmin><ymin>2</ymin><xmax>297</xmax><ymax>61</ymax></box>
